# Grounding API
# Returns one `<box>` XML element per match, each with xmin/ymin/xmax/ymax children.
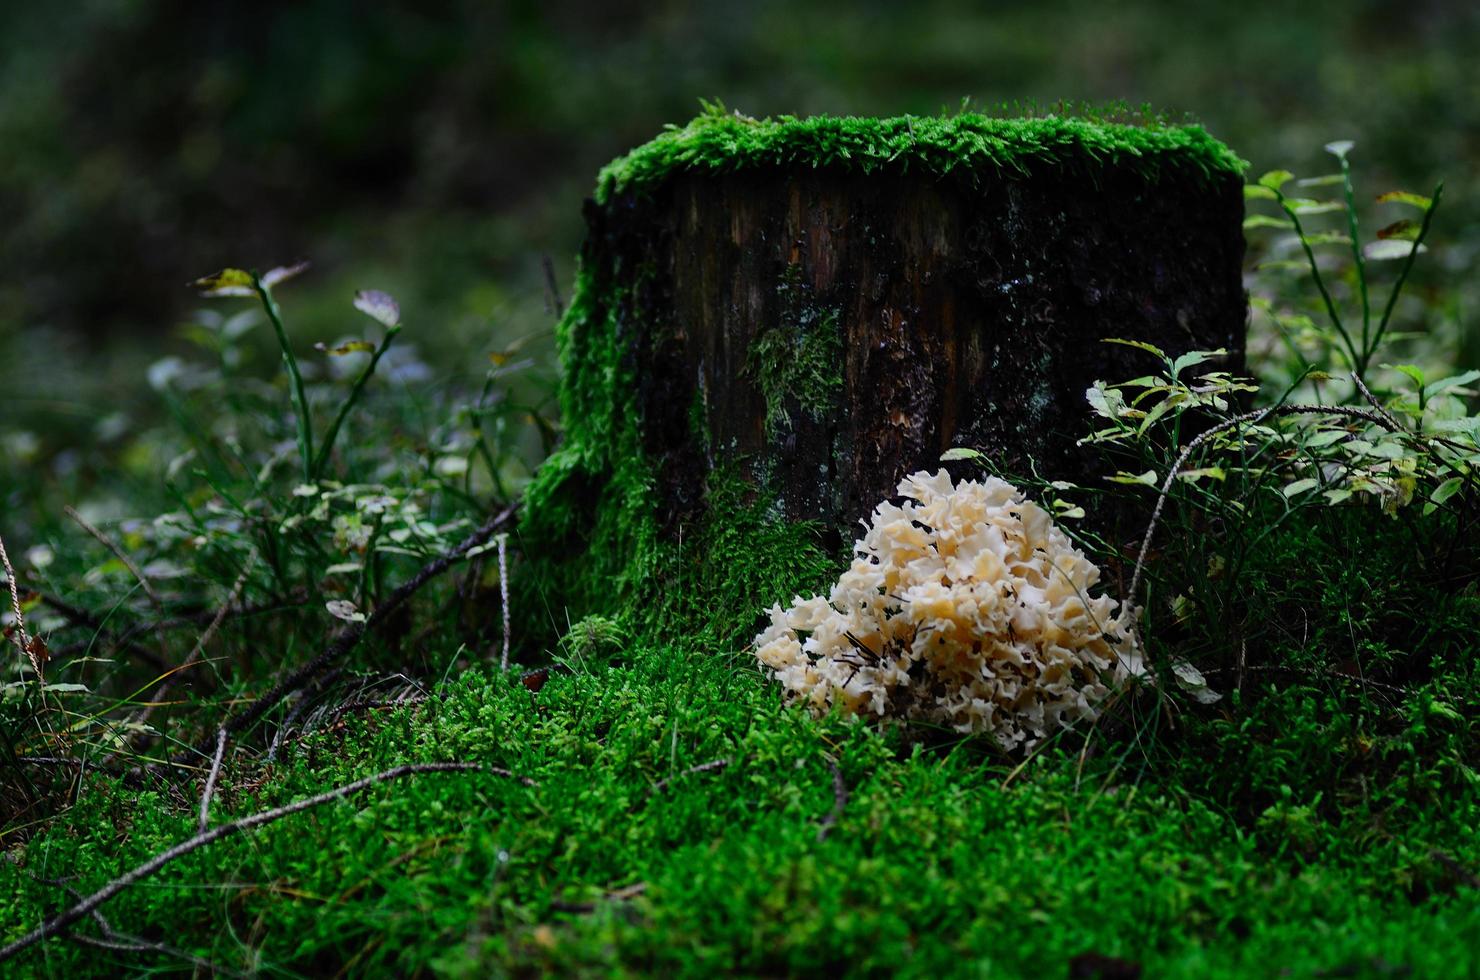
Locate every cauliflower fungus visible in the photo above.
<box><xmin>753</xmin><ymin>469</ymin><xmax>1143</xmax><ymax>750</ymax></box>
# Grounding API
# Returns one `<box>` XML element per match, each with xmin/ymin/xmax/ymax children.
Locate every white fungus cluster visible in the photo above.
<box><xmin>753</xmin><ymin>469</ymin><xmax>1143</xmax><ymax>750</ymax></box>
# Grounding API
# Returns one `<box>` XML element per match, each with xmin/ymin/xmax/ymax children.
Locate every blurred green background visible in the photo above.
<box><xmin>2</xmin><ymin>0</ymin><xmax>1477</xmax><ymax>483</ymax></box>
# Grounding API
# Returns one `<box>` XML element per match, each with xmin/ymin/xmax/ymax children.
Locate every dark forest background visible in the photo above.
<box><xmin>2</xmin><ymin>0</ymin><xmax>1477</xmax><ymax>448</ymax></box>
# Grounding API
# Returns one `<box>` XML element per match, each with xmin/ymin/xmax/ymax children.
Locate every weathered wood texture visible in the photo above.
<box><xmin>582</xmin><ymin>164</ymin><xmax>1246</xmax><ymax>538</ymax></box>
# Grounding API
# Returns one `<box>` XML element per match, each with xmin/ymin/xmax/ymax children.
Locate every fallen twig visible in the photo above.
<box><xmin>649</xmin><ymin>757</ymin><xmax>731</xmax><ymax>795</ymax></box>
<box><xmin>816</xmin><ymin>759</ymin><xmax>849</xmax><ymax>843</ymax></box>
<box><xmin>198</xmin><ymin>728</ymin><xmax>228</xmax><ymax>831</ymax></box>
<box><xmin>1129</xmin><ymin>398</ymin><xmax>1402</xmax><ymax>602</ymax></box>
<box><xmin>0</xmin><ymin>762</ymin><xmax>524</xmax><ymax>962</ymax></box>
<box><xmin>498</xmin><ymin>533</ymin><xmax>511</xmax><ymax>671</ymax></box>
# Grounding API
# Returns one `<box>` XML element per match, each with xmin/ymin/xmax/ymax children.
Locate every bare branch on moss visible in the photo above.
<box><xmin>190</xmin><ymin>503</ymin><xmax>517</xmax><ymax>760</ymax></box>
<box><xmin>498</xmin><ymin>532</ymin><xmax>512</xmax><ymax>671</ymax></box>
<box><xmin>816</xmin><ymin>759</ymin><xmax>849</xmax><ymax>843</ymax></box>
<box><xmin>0</xmin><ymin>762</ymin><xmax>524</xmax><ymax>963</ymax></box>
<box><xmin>649</xmin><ymin>757</ymin><xmax>732</xmax><ymax>795</ymax></box>
<box><xmin>198</xmin><ymin>728</ymin><xmax>228</xmax><ymax>831</ymax></box>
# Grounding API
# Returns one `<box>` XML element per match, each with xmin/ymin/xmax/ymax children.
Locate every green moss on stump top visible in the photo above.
<box><xmin>595</xmin><ymin>108</ymin><xmax>1246</xmax><ymax>203</ymax></box>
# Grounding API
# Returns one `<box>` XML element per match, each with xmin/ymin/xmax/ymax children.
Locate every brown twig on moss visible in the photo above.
<box><xmin>0</xmin><ymin>762</ymin><xmax>526</xmax><ymax>962</ymax></box>
<box><xmin>648</xmin><ymin>757</ymin><xmax>732</xmax><ymax>795</ymax></box>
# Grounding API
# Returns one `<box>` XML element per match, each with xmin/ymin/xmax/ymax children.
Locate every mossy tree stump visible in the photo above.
<box><xmin>524</xmin><ymin>112</ymin><xmax>1247</xmax><ymax>642</ymax></box>
<box><xmin>567</xmin><ymin>112</ymin><xmax>1246</xmax><ymax>543</ymax></box>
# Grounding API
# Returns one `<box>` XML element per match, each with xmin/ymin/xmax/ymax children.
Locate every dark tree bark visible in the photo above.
<box><xmin>581</xmin><ymin>162</ymin><xmax>1246</xmax><ymax>540</ymax></box>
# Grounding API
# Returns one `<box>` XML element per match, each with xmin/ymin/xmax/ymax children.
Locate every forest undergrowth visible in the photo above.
<box><xmin>2</xmin><ymin>134</ymin><xmax>1479</xmax><ymax>977</ymax></box>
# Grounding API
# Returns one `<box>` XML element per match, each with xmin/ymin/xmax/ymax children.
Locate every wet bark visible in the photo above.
<box><xmin>580</xmin><ymin>163</ymin><xmax>1246</xmax><ymax>542</ymax></box>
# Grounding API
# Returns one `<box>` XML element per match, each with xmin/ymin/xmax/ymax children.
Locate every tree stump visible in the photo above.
<box><xmin>566</xmin><ymin>112</ymin><xmax>1247</xmax><ymax>542</ymax></box>
<box><xmin>521</xmin><ymin>113</ymin><xmax>1248</xmax><ymax>644</ymax></box>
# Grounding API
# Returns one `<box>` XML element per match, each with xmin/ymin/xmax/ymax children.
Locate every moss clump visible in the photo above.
<box><xmin>595</xmin><ymin>104</ymin><xmax>1246</xmax><ymax>205</ymax></box>
<box><xmin>746</xmin><ymin>267</ymin><xmax>843</xmax><ymax>438</ymax></box>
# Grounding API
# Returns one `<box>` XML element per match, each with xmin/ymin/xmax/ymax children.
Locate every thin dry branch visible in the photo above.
<box><xmin>816</xmin><ymin>759</ymin><xmax>849</xmax><ymax>843</ymax></box>
<box><xmin>198</xmin><ymin>728</ymin><xmax>228</xmax><ymax>831</ymax></box>
<box><xmin>1128</xmin><ymin>400</ymin><xmax>1403</xmax><ymax>602</ymax></box>
<box><xmin>135</xmin><ymin>557</ymin><xmax>255</xmax><ymax>732</ymax></box>
<box><xmin>188</xmin><ymin>503</ymin><xmax>517</xmax><ymax>760</ymax></box>
<box><xmin>64</xmin><ymin>506</ymin><xmax>165</xmax><ymax>612</ymax></box>
<box><xmin>0</xmin><ymin>762</ymin><xmax>525</xmax><ymax>962</ymax></box>
<box><xmin>649</xmin><ymin>757</ymin><xmax>731</xmax><ymax>795</ymax></box>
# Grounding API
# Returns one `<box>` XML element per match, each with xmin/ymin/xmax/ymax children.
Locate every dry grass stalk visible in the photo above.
<box><xmin>0</xmin><ymin>529</ymin><xmax>42</xmax><ymax>680</ymax></box>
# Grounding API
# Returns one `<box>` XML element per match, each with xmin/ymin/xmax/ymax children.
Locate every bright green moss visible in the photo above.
<box><xmin>747</xmin><ymin>266</ymin><xmax>843</xmax><ymax>438</ymax></box>
<box><xmin>595</xmin><ymin>105</ymin><xmax>1246</xmax><ymax>204</ymax></box>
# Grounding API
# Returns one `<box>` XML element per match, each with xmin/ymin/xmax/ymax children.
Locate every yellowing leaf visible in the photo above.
<box><xmin>190</xmin><ymin>268</ymin><xmax>254</xmax><ymax>297</ymax></box>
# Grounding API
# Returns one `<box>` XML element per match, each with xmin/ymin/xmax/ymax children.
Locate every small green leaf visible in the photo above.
<box><xmin>1303</xmin><ymin>429</ymin><xmax>1350</xmax><ymax>448</ymax></box>
<box><xmin>1170</xmin><ymin>349</ymin><xmax>1227</xmax><ymax>379</ymax></box>
<box><xmin>1282</xmin><ymin>478</ymin><xmax>1319</xmax><ymax>497</ymax></box>
<box><xmin>190</xmin><ymin>268</ymin><xmax>255</xmax><ymax>297</ymax></box>
<box><xmin>1107</xmin><ymin>469</ymin><xmax>1159</xmax><ymax>486</ymax></box>
<box><xmin>1286</xmin><ymin>199</ymin><xmax>1344</xmax><ymax>215</ymax></box>
<box><xmin>1296</xmin><ymin>174</ymin><xmax>1345</xmax><ymax>188</ymax></box>
<box><xmin>940</xmin><ymin>447</ymin><xmax>985</xmax><ymax>462</ymax></box>
<box><xmin>1430</xmin><ymin>476</ymin><xmax>1467</xmax><ymax>507</ymax></box>
<box><xmin>1243</xmin><ymin>184</ymin><xmax>1278</xmax><ymax>200</ymax></box>
<box><xmin>315</xmin><ymin>340</ymin><xmax>376</xmax><ymax>356</ymax></box>
<box><xmin>1383</xmin><ymin>363</ymin><xmax>1427</xmax><ymax>389</ymax></box>
<box><xmin>1323</xmin><ymin>140</ymin><xmax>1356</xmax><ymax>159</ymax></box>
<box><xmin>1258</xmin><ymin>169</ymin><xmax>1295</xmax><ymax>191</ymax></box>
<box><xmin>1364</xmin><ymin>240</ymin><xmax>1428</xmax><ymax>261</ymax></box>
<box><xmin>1375</xmin><ymin>190</ymin><xmax>1432</xmax><ymax>211</ymax></box>
<box><xmin>1244</xmin><ymin>214</ymin><xmax>1295</xmax><ymax>231</ymax></box>
<box><xmin>1423</xmin><ymin>370</ymin><xmax>1480</xmax><ymax>401</ymax></box>
<box><xmin>354</xmin><ymin>289</ymin><xmax>401</xmax><ymax>327</ymax></box>
<box><xmin>1301</xmin><ymin>231</ymin><xmax>1354</xmax><ymax>247</ymax></box>
<box><xmin>1176</xmin><ymin>466</ymin><xmax>1226</xmax><ymax>483</ymax></box>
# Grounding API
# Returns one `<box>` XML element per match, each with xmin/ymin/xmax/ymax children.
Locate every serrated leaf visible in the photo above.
<box><xmin>1363</xmin><ymin>239</ymin><xmax>1429</xmax><ymax>261</ymax></box>
<box><xmin>190</xmin><ymin>268</ymin><xmax>255</xmax><ymax>297</ymax></box>
<box><xmin>261</xmin><ymin>261</ymin><xmax>311</xmax><ymax>288</ymax></box>
<box><xmin>1376</xmin><ymin>219</ymin><xmax>1421</xmax><ymax>242</ymax></box>
<box><xmin>353</xmin><ymin>289</ymin><xmax>401</xmax><ymax>327</ymax></box>
<box><xmin>1282</xmin><ymin>478</ymin><xmax>1319</xmax><ymax>497</ymax></box>
<box><xmin>1244</xmin><ymin>214</ymin><xmax>1295</xmax><ymax>231</ymax></box>
<box><xmin>1376</xmin><ymin>190</ymin><xmax>1432</xmax><ymax>211</ymax></box>
<box><xmin>1101</xmin><ymin>338</ymin><xmax>1167</xmax><ymax>359</ymax></box>
<box><xmin>1324</xmin><ymin>140</ymin><xmax>1356</xmax><ymax>159</ymax></box>
<box><xmin>315</xmin><ymin>339</ymin><xmax>376</xmax><ymax>356</ymax></box>
<box><xmin>1170</xmin><ymin>349</ymin><xmax>1227</xmax><ymax>379</ymax></box>
<box><xmin>1258</xmin><ymin>169</ymin><xmax>1294</xmax><ymax>191</ymax></box>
